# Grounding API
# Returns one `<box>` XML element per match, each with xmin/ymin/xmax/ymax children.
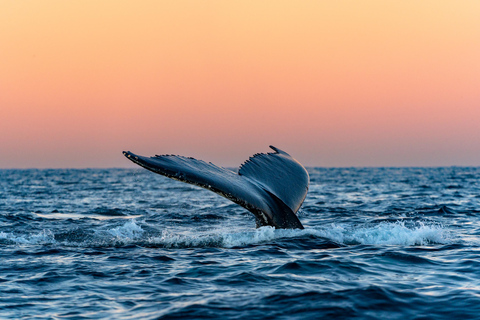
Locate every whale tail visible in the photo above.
<box><xmin>123</xmin><ymin>146</ymin><xmax>308</xmax><ymax>229</ymax></box>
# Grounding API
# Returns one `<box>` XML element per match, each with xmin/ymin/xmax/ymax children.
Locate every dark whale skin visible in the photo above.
<box><xmin>123</xmin><ymin>146</ymin><xmax>308</xmax><ymax>229</ymax></box>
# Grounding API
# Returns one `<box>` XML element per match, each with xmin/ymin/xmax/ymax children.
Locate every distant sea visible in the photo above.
<box><xmin>1</xmin><ymin>167</ymin><xmax>480</xmax><ymax>319</ymax></box>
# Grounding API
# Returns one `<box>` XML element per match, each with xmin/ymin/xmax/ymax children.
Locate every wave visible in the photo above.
<box><xmin>313</xmin><ymin>221</ymin><xmax>450</xmax><ymax>246</ymax></box>
<box><xmin>148</xmin><ymin>221</ymin><xmax>449</xmax><ymax>248</ymax></box>
<box><xmin>0</xmin><ymin>219</ymin><xmax>450</xmax><ymax>248</ymax></box>
<box><xmin>0</xmin><ymin>229</ymin><xmax>56</xmax><ymax>245</ymax></box>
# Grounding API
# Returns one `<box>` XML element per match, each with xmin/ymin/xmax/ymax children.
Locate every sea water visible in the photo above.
<box><xmin>1</xmin><ymin>167</ymin><xmax>479</xmax><ymax>319</ymax></box>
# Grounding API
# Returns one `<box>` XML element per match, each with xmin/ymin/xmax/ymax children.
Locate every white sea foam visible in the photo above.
<box><xmin>0</xmin><ymin>229</ymin><xmax>56</xmax><ymax>245</ymax></box>
<box><xmin>0</xmin><ymin>220</ymin><xmax>449</xmax><ymax>248</ymax></box>
<box><xmin>105</xmin><ymin>220</ymin><xmax>145</xmax><ymax>240</ymax></box>
<box><xmin>145</xmin><ymin>221</ymin><xmax>450</xmax><ymax>248</ymax></box>
<box><xmin>145</xmin><ymin>226</ymin><xmax>279</xmax><ymax>248</ymax></box>
<box><xmin>311</xmin><ymin>221</ymin><xmax>450</xmax><ymax>246</ymax></box>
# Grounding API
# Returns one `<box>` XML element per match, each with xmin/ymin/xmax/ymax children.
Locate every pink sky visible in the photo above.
<box><xmin>1</xmin><ymin>1</ymin><xmax>480</xmax><ymax>168</ymax></box>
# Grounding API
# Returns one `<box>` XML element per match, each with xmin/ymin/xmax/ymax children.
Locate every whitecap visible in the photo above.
<box><xmin>0</xmin><ymin>229</ymin><xmax>56</xmax><ymax>245</ymax></box>
<box><xmin>105</xmin><ymin>220</ymin><xmax>145</xmax><ymax>240</ymax></box>
<box><xmin>311</xmin><ymin>221</ymin><xmax>450</xmax><ymax>246</ymax></box>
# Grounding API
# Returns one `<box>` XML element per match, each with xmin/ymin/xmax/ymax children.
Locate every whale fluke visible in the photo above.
<box><xmin>123</xmin><ymin>146</ymin><xmax>308</xmax><ymax>229</ymax></box>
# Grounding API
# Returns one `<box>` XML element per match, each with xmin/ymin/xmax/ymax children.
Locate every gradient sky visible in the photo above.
<box><xmin>1</xmin><ymin>1</ymin><xmax>480</xmax><ymax>168</ymax></box>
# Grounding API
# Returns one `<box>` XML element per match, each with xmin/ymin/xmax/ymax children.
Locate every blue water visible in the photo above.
<box><xmin>1</xmin><ymin>167</ymin><xmax>480</xmax><ymax>319</ymax></box>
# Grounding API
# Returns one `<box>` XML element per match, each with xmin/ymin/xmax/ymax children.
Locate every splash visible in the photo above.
<box><xmin>145</xmin><ymin>221</ymin><xmax>449</xmax><ymax>248</ymax></box>
<box><xmin>148</xmin><ymin>226</ymin><xmax>279</xmax><ymax>248</ymax></box>
<box><xmin>0</xmin><ymin>229</ymin><xmax>56</xmax><ymax>245</ymax></box>
<box><xmin>312</xmin><ymin>221</ymin><xmax>450</xmax><ymax>246</ymax></box>
<box><xmin>0</xmin><ymin>220</ymin><xmax>450</xmax><ymax>248</ymax></box>
<box><xmin>106</xmin><ymin>220</ymin><xmax>145</xmax><ymax>240</ymax></box>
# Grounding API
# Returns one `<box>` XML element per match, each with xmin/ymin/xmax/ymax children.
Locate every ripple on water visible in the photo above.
<box><xmin>1</xmin><ymin>167</ymin><xmax>480</xmax><ymax>319</ymax></box>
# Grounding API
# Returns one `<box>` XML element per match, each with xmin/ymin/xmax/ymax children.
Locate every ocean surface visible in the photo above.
<box><xmin>1</xmin><ymin>167</ymin><xmax>480</xmax><ymax>319</ymax></box>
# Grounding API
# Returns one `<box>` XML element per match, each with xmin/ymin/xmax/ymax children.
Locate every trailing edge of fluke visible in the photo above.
<box><xmin>123</xmin><ymin>146</ymin><xmax>308</xmax><ymax>229</ymax></box>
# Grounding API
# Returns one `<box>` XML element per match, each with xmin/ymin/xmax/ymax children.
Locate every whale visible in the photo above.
<box><xmin>123</xmin><ymin>146</ymin><xmax>308</xmax><ymax>229</ymax></box>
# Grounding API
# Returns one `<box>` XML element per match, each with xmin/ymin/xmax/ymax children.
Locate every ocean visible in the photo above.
<box><xmin>1</xmin><ymin>167</ymin><xmax>479</xmax><ymax>319</ymax></box>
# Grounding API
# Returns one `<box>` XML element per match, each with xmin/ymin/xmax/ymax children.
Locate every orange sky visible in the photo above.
<box><xmin>1</xmin><ymin>1</ymin><xmax>479</xmax><ymax>168</ymax></box>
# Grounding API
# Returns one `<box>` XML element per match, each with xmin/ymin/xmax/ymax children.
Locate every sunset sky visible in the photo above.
<box><xmin>1</xmin><ymin>1</ymin><xmax>479</xmax><ymax>168</ymax></box>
